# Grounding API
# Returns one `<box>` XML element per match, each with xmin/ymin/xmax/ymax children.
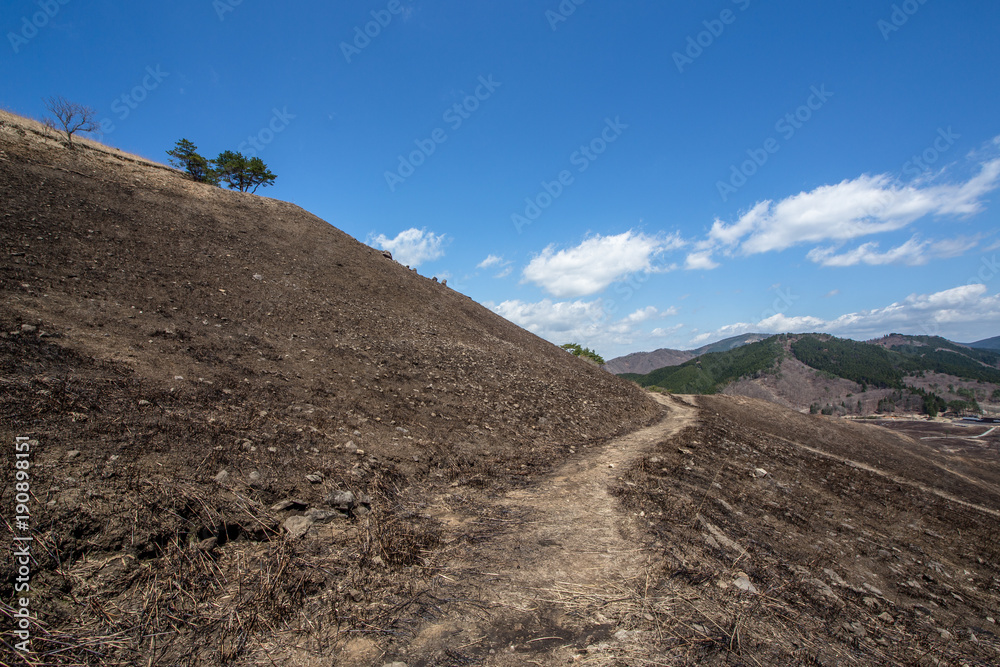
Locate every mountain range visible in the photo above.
<box><xmin>617</xmin><ymin>332</ymin><xmax>1000</xmax><ymax>416</ymax></box>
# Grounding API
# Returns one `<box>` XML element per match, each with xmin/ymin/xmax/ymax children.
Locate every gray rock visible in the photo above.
<box><xmin>304</xmin><ymin>508</ymin><xmax>342</xmax><ymax>523</ymax></box>
<box><xmin>843</xmin><ymin>621</ymin><xmax>867</xmax><ymax>638</ymax></box>
<box><xmin>305</xmin><ymin>473</ymin><xmax>324</xmax><ymax>484</ymax></box>
<box><xmin>805</xmin><ymin>578</ymin><xmax>844</xmax><ymax>608</ymax></box>
<box><xmin>283</xmin><ymin>515</ymin><xmax>313</xmax><ymax>539</ymax></box>
<box><xmin>214</xmin><ymin>469</ymin><xmax>230</xmax><ymax>485</ymax></box>
<box><xmin>270</xmin><ymin>498</ymin><xmax>308</xmax><ymax>512</ymax></box>
<box><xmin>878</xmin><ymin>612</ymin><xmax>894</xmax><ymax>624</ymax></box>
<box><xmin>734</xmin><ymin>575</ymin><xmax>759</xmax><ymax>594</ymax></box>
<box><xmin>21</xmin><ymin>324</ymin><xmax>37</xmax><ymax>333</ymax></box>
<box><xmin>248</xmin><ymin>470</ymin><xmax>263</xmax><ymax>489</ymax></box>
<box><xmin>326</xmin><ymin>490</ymin><xmax>355</xmax><ymax>510</ymax></box>
<box><xmin>66</xmin><ymin>450</ymin><xmax>81</xmax><ymax>459</ymax></box>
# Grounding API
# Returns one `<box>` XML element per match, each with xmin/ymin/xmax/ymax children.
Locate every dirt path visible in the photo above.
<box><xmin>393</xmin><ymin>392</ymin><xmax>699</xmax><ymax>666</ymax></box>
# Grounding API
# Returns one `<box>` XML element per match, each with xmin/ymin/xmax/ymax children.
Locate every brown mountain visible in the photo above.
<box><xmin>604</xmin><ymin>333</ymin><xmax>772</xmax><ymax>375</ymax></box>
<box><xmin>603</xmin><ymin>347</ymin><xmax>695</xmax><ymax>375</ymax></box>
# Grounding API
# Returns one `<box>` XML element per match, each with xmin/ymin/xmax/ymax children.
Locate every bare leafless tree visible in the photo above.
<box><xmin>42</xmin><ymin>96</ymin><xmax>98</xmax><ymax>149</ymax></box>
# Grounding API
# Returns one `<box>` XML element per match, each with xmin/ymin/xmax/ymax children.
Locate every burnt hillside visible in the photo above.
<box><xmin>0</xmin><ymin>111</ymin><xmax>659</xmax><ymax>665</ymax></box>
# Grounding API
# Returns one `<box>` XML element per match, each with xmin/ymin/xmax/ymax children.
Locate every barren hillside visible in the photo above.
<box><xmin>0</xmin><ymin>111</ymin><xmax>659</xmax><ymax>665</ymax></box>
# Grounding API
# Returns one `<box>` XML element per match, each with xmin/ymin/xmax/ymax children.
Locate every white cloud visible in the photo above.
<box><xmin>684</xmin><ymin>250</ymin><xmax>720</xmax><ymax>270</ymax></box>
<box><xmin>368</xmin><ymin>228</ymin><xmax>447</xmax><ymax>267</ymax></box>
<box><xmin>477</xmin><ymin>254</ymin><xmax>504</xmax><ymax>269</ymax></box>
<box><xmin>807</xmin><ymin>237</ymin><xmax>929</xmax><ymax>267</ymax></box>
<box><xmin>705</xmin><ymin>157</ymin><xmax>1000</xmax><ymax>259</ymax></box>
<box><xmin>651</xmin><ymin>324</ymin><xmax>684</xmax><ymax>337</ymax></box>
<box><xmin>807</xmin><ymin>235</ymin><xmax>981</xmax><ymax>267</ymax></box>
<box><xmin>626</xmin><ymin>306</ymin><xmax>660</xmax><ymax>323</ymax></box>
<box><xmin>490</xmin><ymin>298</ymin><xmax>673</xmax><ymax>352</ymax></box>
<box><xmin>522</xmin><ymin>231</ymin><xmax>683</xmax><ymax>297</ymax></box>
<box><xmin>691</xmin><ymin>284</ymin><xmax>1000</xmax><ymax>345</ymax></box>
<box><xmin>494</xmin><ymin>266</ymin><xmax>513</xmax><ymax>278</ymax></box>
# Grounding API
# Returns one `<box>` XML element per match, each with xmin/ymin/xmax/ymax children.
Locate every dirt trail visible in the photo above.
<box><xmin>394</xmin><ymin>392</ymin><xmax>699</xmax><ymax>666</ymax></box>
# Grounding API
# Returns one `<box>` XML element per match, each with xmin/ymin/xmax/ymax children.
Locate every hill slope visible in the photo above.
<box><xmin>968</xmin><ymin>335</ymin><xmax>1000</xmax><ymax>350</ymax></box>
<box><xmin>603</xmin><ymin>333</ymin><xmax>770</xmax><ymax>375</ymax></box>
<box><xmin>623</xmin><ymin>333</ymin><xmax>1000</xmax><ymax>416</ymax></box>
<box><xmin>0</xmin><ymin>111</ymin><xmax>659</xmax><ymax>664</ymax></box>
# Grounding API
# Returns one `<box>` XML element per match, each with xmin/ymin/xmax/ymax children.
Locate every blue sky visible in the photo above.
<box><xmin>4</xmin><ymin>0</ymin><xmax>1000</xmax><ymax>358</ymax></box>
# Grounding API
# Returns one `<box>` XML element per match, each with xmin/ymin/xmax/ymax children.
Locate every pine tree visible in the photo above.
<box><xmin>213</xmin><ymin>150</ymin><xmax>276</xmax><ymax>193</ymax></box>
<box><xmin>166</xmin><ymin>139</ymin><xmax>218</xmax><ymax>184</ymax></box>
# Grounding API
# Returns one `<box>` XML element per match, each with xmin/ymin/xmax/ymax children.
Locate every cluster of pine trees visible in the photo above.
<box><xmin>166</xmin><ymin>139</ymin><xmax>276</xmax><ymax>194</ymax></box>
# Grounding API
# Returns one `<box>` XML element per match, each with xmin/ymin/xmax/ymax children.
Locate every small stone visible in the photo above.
<box><xmin>138</xmin><ymin>399</ymin><xmax>151</xmax><ymax>406</ymax></box>
<box><xmin>843</xmin><ymin>621</ymin><xmax>866</xmax><ymax>638</ymax></box>
<box><xmin>214</xmin><ymin>469</ymin><xmax>230</xmax><ymax>484</ymax></box>
<box><xmin>878</xmin><ymin>612</ymin><xmax>894</xmax><ymax>624</ymax></box>
<box><xmin>863</xmin><ymin>583</ymin><xmax>884</xmax><ymax>597</ymax></box>
<box><xmin>305</xmin><ymin>473</ymin><xmax>323</xmax><ymax>483</ymax></box>
<box><xmin>21</xmin><ymin>324</ymin><xmax>37</xmax><ymax>333</ymax></box>
<box><xmin>382</xmin><ymin>663</ymin><xmax>407</xmax><ymax>667</ymax></box>
<box><xmin>248</xmin><ymin>470</ymin><xmax>263</xmax><ymax>488</ymax></box>
<box><xmin>252</xmin><ymin>274</ymin><xmax>263</xmax><ymax>281</ymax></box>
<box><xmin>734</xmin><ymin>574</ymin><xmax>759</xmax><ymax>594</ymax></box>
<box><xmin>938</xmin><ymin>629</ymin><xmax>953</xmax><ymax>641</ymax></box>
<box><xmin>863</xmin><ymin>597</ymin><xmax>878</xmax><ymax>609</ymax></box>
<box><xmin>344</xmin><ymin>441</ymin><xmax>358</xmax><ymax>453</ymax></box>
<box><xmin>283</xmin><ymin>515</ymin><xmax>313</xmax><ymax>539</ymax></box>
<box><xmin>267</xmin><ymin>447</ymin><xmax>277</xmax><ymax>453</ymax></box>
<box><xmin>66</xmin><ymin>450</ymin><xmax>81</xmax><ymax>459</ymax></box>
<box><xmin>326</xmin><ymin>490</ymin><xmax>356</xmax><ymax>510</ymax></box>
<box><xmin>752</xmin><ymin>468</ymin><xmax>768</xmax><ymax>478</ymax></box>
<box><xmin>304</xmin><ymin>508</ymin><xmax>341</xmax><ymax>523</ymax></box>
<box><xmin>270</xmin><ymin>498</ymin><xmax>307</xmax><ymax>512</ymax></box>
